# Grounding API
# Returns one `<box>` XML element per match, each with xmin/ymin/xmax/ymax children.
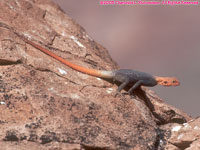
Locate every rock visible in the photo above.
<box><xmin>0</xmin><ymin>0</ymin><xmax>197</xmax><ymax>150</ymax></box>
<box><xmin>165</xmin><ymin>117</ymin><xmax>200</xmax><ymax>150</ymax></box>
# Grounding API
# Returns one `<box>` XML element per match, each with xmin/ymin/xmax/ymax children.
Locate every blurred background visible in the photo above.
<box><xmin>52</xmin><ymin>0</ymin><xmax>200</xmax><ymax>117</ymax></box>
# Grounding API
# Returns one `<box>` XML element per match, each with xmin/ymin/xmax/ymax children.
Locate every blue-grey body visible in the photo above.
<box><xmin>113</xmin><ymin>69</ymin><xmax>157</xmax><ymax>94</ymax></box>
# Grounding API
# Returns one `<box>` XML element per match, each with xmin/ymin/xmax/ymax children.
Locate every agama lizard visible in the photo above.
<box><xmin>21</xmin><ymin>37</ymin><xmax>180</xmax><ymax>95</ymax></box>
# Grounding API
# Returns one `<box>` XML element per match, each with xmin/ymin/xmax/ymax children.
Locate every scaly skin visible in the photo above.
<box><xmin>21</xmin><ymin>37</ymin><xmax>180</xmax><ymax>94</ymax></box>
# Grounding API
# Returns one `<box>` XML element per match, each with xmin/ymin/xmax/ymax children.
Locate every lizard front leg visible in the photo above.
<box><xmin>117</xmin><ymin>78</ymin><xmax>130</xmax><ymax>93</ymax></box>
<box><xmin>128</xmin><ymin>80</ymin><xmax>143</xmax><ymax>94</ymax></box>
<box><xmin>114</xmin><ymin>78</ymin><xmax>130</xmax><ymax>97</ymax></box>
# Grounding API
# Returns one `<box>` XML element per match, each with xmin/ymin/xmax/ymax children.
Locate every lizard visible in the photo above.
<box><xmin>20</xmin><ymin>37</ymin><xmax>180</xmax><ymax>95</ymax></box>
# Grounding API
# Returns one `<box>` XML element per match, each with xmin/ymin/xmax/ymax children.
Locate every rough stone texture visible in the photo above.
<box><xmin>165</xmin><ymin>117</ymin><xmax>200</xmax><ymax>150</ymax></box>
<box><xmin>0</xmin><ymin>0</ymin><xmax>197</xmax><ymax>150</ymax></box>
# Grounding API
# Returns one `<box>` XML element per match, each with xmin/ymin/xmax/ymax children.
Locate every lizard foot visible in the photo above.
<box><xmin>128</xmin><ymin>91</ymin><xmax>137</xmax><ymax>99</ymax></box>
<box><xmin>130</xmin><ymin>94</ymin><xmax>136</xmax><ymax>99</ymax></box>
<box><xmin>113</xmin><ymin>91</ymin><xmax>126</xmax><ymax>98</ymax></box>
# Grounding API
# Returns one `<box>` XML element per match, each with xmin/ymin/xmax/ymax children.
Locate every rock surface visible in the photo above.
<box><xmin>161</xmin><ymin>117</ymin><xmax>200</xmax><ymax>150</ymax></box>
<box><xmin>0</xmin><ymin>0</ymin><xmax>198</xmax><ymax>150</ymax></box>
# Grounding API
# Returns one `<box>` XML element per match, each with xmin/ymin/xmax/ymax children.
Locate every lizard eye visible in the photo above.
<box><xmin>172</xmin><ymin>80</ymin><xmax>176</xmax><ymax>83</ymax></box>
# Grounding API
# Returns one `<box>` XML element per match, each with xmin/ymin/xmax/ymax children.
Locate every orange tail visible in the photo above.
<box><xmin>23</xmin><ymin>38</ymin><xmax>113</xmax><ymax>79</ymax></box>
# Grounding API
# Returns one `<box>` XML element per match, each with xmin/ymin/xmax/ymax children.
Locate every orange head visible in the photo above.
<box><xmin>155</xmin><ymin>76</ymin><xmax>180</xmax><ymax>86</ymax></box>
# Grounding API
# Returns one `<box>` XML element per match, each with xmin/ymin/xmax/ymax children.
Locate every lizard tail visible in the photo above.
<box><xmin>23</xmin><ymin>38</ymin><xmax>114</xmax><ymax>79</ymax></box>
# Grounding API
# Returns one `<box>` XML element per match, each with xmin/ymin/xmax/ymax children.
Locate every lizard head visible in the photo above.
<box><xmin>155</xmin><ymin>76</ymin><xmax>180</xmax><ymax>86</ymax></box>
